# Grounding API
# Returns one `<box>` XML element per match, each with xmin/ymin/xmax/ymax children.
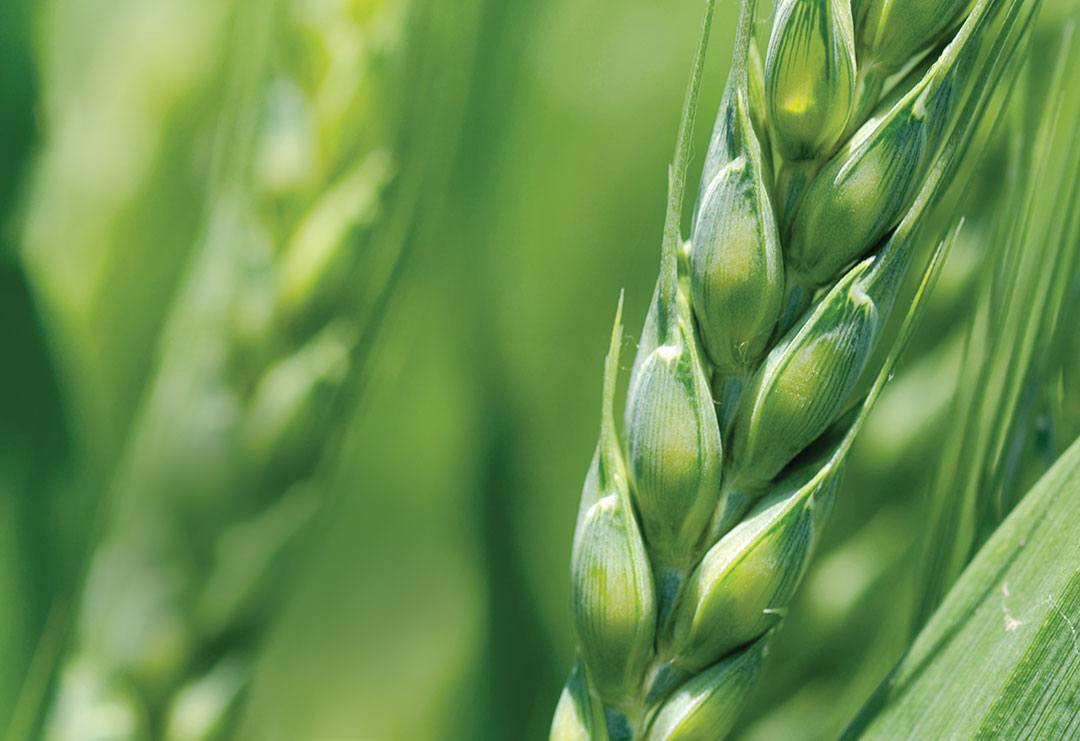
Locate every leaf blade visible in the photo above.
<box><xmin>845</xmin><ymin>434</ymin><xmax>1080</xmax><ymax>739</ymax></box>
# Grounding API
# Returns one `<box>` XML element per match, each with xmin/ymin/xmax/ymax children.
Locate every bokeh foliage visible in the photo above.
<box><xmin>1</xmin><ymin>0</ymin><xmax>1078</xmax><ymax>739</ymax></box>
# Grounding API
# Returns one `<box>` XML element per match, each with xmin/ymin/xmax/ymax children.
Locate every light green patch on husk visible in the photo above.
<box><xmin>765</xmin><ymin>0</ymin><xmax>857</xmax><ymax>161</ymax></box>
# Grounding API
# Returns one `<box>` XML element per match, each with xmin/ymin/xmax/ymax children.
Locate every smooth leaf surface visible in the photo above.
<box><xmin>845</xmin><ymin>434</ymin><xmax>1080</xmax><ymax>739</ymax></box>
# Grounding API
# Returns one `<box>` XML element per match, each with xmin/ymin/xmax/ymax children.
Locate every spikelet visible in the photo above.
<box><xmin>644</xmin><ymin>636</ymin><xmax>771</xmax><ymax>741</ymax></box>
<box><xmin>690</xmin><ymin>0</ymin><xmax>783</xmax><ymax>376</ymax></box>
<box><xmin>729</xmin><ymin>213</ymin><xmax>918</xmax><ymax>488</ymax></box>
<box><xmin>571</xmin><ymin>297</ymin><xmax>658</xmax><ymax>701</ymax></box>
<box><xmin>668</xmin><ymin>457</ymin><xmax>841</xmax><ymax>669</ymax></box>
<box><xmin>765</xmin><ymin>0</ymin><xmax>857</xmax><ymax>161</ymax></box>
<box><xmin>626</xmin><ymin>243</ymin><xmax>722</xmax><ymax>565</ymax></box>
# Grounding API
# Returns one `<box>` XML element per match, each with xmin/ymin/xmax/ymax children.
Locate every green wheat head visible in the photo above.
<box><xmin>552</xmin><ymin>0</ymin><xmax>1040</xmax><ymax>738</ymax></box>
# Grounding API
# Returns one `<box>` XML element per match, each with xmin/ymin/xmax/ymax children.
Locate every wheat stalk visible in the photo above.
<box><xmin>552</xmin><ymin>0</ymin><xmax>1039</xmax><ymax>738</ymax></box>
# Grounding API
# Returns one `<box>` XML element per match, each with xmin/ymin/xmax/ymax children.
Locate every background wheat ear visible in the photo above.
<box><xmin>37</xmin><ymin>0</ymin><xmax>420</xmax><ymax>735</ymax></box>
<box><xmin>5</xmin><ymin>0</ymin><xmax>482</xmax><ymax>737</ymax></box>
<box><xmin>552</xmin><ymin>0</ymin><xmax>1044</xmax><ymax>738</ymax></box>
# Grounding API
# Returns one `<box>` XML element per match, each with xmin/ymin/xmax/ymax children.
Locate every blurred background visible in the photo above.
<box><xmin>1</xmin><ymin>0</ymin><xmax>1078</xmax><ymax>739</ymax></box>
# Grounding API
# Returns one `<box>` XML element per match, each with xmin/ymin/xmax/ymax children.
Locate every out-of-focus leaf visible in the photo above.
<box><xmin>911</xmin><ymin>16</ymin><xmax>1080</xmax><ymax>632</ymax></box>
<box><xmin>843</xmin><ymin>433</ymin><xmax>1080</xmax><ymax>739</ymax></box>
<box><xmin>20</xmin><ymin>0</ymin><xmax>236</xmax><ymax>474</ymax></box>
<box><xmin>0</xmin><ymin>0</ymin><xmax>67</xmax><ymax>731</ymax></box>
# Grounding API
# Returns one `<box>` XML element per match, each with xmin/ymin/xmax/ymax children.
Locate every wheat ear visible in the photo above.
<box><xmin>552</xmin><ymin>0</ymin><xmax>1039</xmax><ymax>738</ymax></box>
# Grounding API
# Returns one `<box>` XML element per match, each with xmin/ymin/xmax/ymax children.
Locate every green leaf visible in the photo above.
<box><xmin>910</xmin><ymin>17</ymin><xmax>1080</xmax><ymax>632</ymax></box>
<box><xmin>843</xmin><ymin>433</ymin><xmax>1080</xmax><ymax>739</ymax></box>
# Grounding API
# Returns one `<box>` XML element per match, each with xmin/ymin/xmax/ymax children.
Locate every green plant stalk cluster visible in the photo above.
<box><xmin>552</xmin><ymin>0</ymin><xmax>1041</xmax><ymax>738</ymax></box>
<box><xmin>42</xmin><ymin>0</ymin><xmax>411</xmax><ymax>738</ymax></box>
